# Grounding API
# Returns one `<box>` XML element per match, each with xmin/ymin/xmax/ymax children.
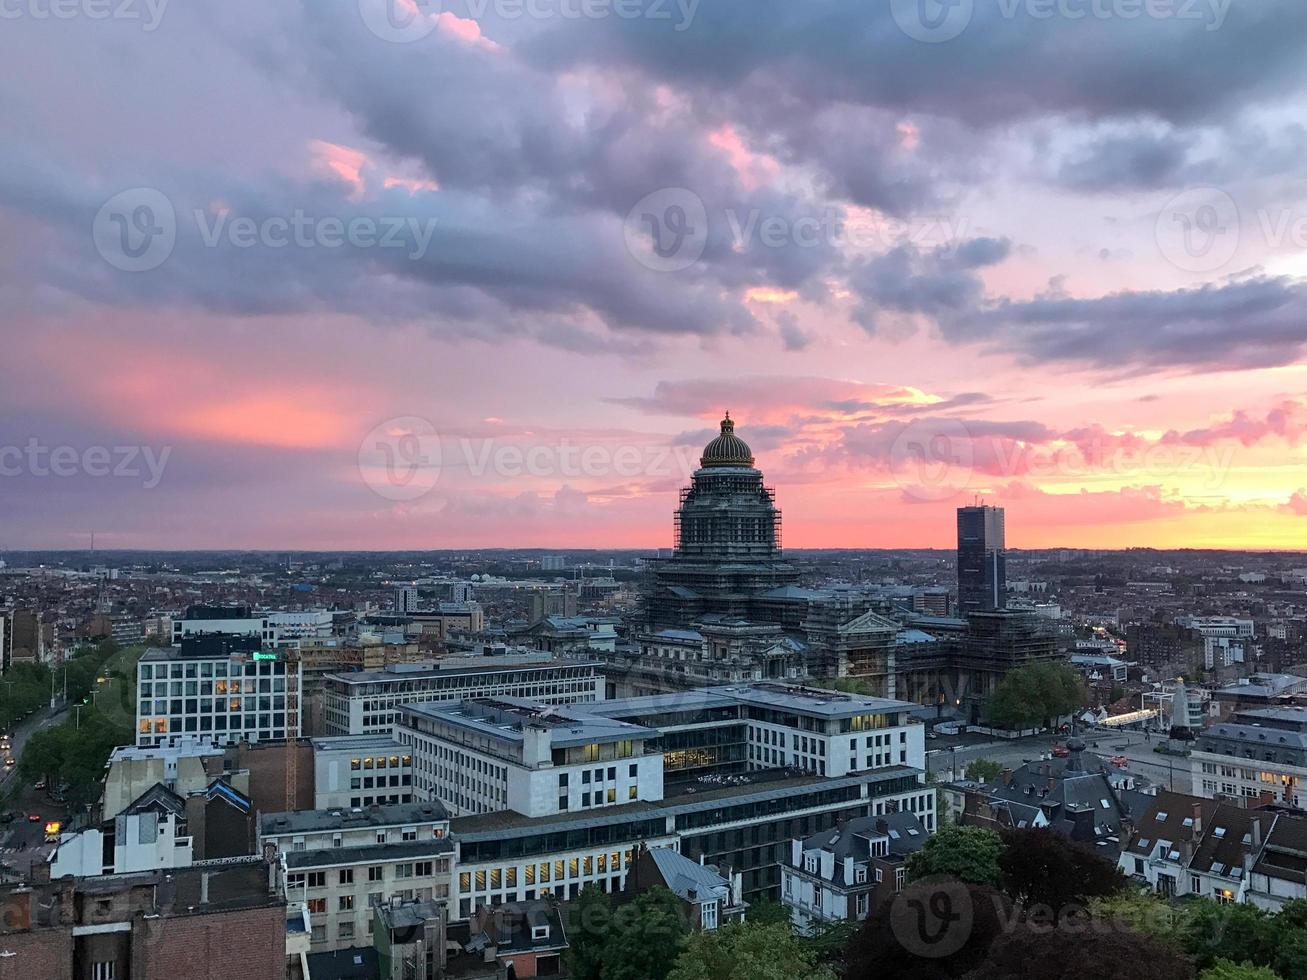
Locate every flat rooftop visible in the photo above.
<box><xmin>109</xmin><ymin>739</ymin><xmax>225</xmax><ymax>763</ymax></box>
<box><xmin>262</xmin><ymin>801</ymin><xmax>449</xmax><ymax>836</ymax></box>
<box><xmin>451</xmin><ymin>766</ymin><xmax>921</xmax><ymax>838</ymax></box>
<box><xmin>590</xmin><ymin>684</ymin><xmax>918</xmax><ymax>721</ymax></box>
<box><xmin>324</xmin><ymin>657</ymin><xmax>601</xmax><ymax>685</ymax></box>
<box><xmin>398</xmin><ymin>698</ymin><xmax>658</xmax><ymax>748</ymax></box>
<box><xmin>310</xmin><ymin>734</ymin><xmax>407</xmax><ymax>754</ymax></box>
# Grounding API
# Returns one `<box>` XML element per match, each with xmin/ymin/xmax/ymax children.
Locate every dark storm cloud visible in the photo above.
<box><xmin>951</xmin><ymin>275</ymin><xmax>1307</xmax><ymax>372</ymax></box>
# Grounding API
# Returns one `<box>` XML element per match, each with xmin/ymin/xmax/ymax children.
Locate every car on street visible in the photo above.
<box><xmin>1051</xmin><ymin>743</ymin><xmax>1069</xmax><ymax>758</ymax></box>
<box><xmin>33</xmin><ymin>779</ymin><xmax>45</xmax><ymax>791</ymax></box>
<box><xmin>1110</xmin><ymin>755</ymin><xmax>1129</xmax><ymax>768</ymax></box>
<box><xmin>26</xmin><ymin>813</ymin><xmax>41</xmax><ymax>823</ymax></box>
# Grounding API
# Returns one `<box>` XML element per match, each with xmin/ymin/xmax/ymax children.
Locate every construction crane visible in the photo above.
<box><xmin>285</xmin><ymin>646</ymin><xmax>301</xmax><ymax>811</ymax></box>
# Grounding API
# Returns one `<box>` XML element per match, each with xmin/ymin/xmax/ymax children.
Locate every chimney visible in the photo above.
<box><xmin>1000</xmin><ymin>768</ymin><xmax>1014</xmax><ymax>786</ymax></box>
<box><xmin>1192</xmin><ymin>803</ymin><xmax>1203</xmax><ymax>837</ymax></box>
<box><xmin>1251</xmin><ymin>816</ymin><xmax>1263</xmax><ymax>849</ymax></box>
<box><xmin>200</xmin><ymin>872</ymin><xmax>210</xmax><ymax>905</ymax></box>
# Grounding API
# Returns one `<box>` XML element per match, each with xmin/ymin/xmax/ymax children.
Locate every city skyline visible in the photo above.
<box><xmin>4</xmin><ymin>3</ymin><xmax>1307</xmax><ymax>551</ymax></box>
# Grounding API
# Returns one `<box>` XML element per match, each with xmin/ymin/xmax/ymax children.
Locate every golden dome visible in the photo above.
<box><xmin>700</xmin><ymin>413</ymin><xmax>755</xmax><ymax>468</ymax></box>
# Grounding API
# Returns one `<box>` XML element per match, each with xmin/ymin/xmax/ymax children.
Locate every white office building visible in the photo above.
<box><xmin>396</xmin><ymin>698</ymin><xmax>663</xmax><ymax>818</ymax></box>
<box><xmin>312</xmin><ymin>734</ymin><xmax>414</xmax><ymax>810</ymax></box>
<box><xmin>320</xmin><ymin>656</ymin><xmax>604</xmax><ymax>736</ymax></box>
<box><xmin>136</xmin><ymin>645</ymin><xmax>301</xmax><ymax>747</ymax></box>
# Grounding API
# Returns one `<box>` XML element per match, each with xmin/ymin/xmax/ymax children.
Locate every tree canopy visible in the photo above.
<box><xmin>998</xmin><ymin>828</ymin><xmax>1127</xmax><ymax>912</ymax></box>
<box><xmin>669</xmin><ymin>921</ymin><xmax>834</xmax><ymax>980</ymax></box>
<box><xmin>906</xmin><ymin>824</ymin><xmax>1004</xmax><ymax>888</ymax></box>
<box><xmin>985</xmin><ymin>662</ymin><xmax>1085</xmax><ymax>732</ymax></box>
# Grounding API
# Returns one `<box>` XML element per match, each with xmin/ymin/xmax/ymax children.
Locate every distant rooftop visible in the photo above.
<box><xmin>325</xmin><ymin>656</ymin><xmax>600</xmax><ymax>685</ymax></box>
<box><xmin>588</xmin><ymin>684</ymin><xmax>918</xmax><ymax>722</ymax></box>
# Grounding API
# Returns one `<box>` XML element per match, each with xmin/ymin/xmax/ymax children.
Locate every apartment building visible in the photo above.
<box><xmin>135</xmin><ymin>639</ymin><xmax>301</xmax><ymax>747</ymax></box>
<box><xmin>1191</xmin><ymin>706</ymin><xmax>1307</xmax><ymax>809</ymax></box>
<box><xmin>261</xmin><ymin>802</ymin><xmax>453</xmax><ymax>952</ymax></box>
<box><xmin>1119</xmin><ymin>791</ymin><xmax>1281</xmax><ymax>906</ymax></box>
<box><xmin>396</xmin><ymin>698</ymin><xmax>662</xmax><ymax>817</ymax></box>
<box><xmin>312</xmin><ymin>734</ymin><xmax>414</xmax><ymax>810</ymax></box>
<box><xmin>320</xmin><ymin>656</ymin><xmax>604</xmax><ymax>736</ymax></box>
<box><xmin>781</xmin><ymin>811</ymin><xmax>929</xmax><ymax>932</ymax></box>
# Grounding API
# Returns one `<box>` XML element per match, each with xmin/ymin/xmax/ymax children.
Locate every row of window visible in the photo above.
<box><xmin>140</xmin><ymin>660</ymin><xmax>286</xmax><ymax>680</ymax></box>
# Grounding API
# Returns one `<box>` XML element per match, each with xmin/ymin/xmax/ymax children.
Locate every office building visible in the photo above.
<box><xmin>135</xmin><ymin>638</ymin><xmax>301</xmax><ymax>748</ymax></box>
<box><xmin>957</xmin><ymin>505</ymin><xmax>1006</xmax><ymax>612</ymax></box>
<box><xmin>171</xmin><ymin>605</ymin><xmax>333</xmax><ymax>648</ymax></box>
<box><xmin>396</xmin><ymin>698</ymin><xmax>663</xmax><ymax>817</ymax></box>
<box><xmin>590</xmin><ymin>684</ymin><xmax>927</xmax><ymax>787</ymax></box>
<box><xmin>448</xmin><ymin>765</ymin><xmax>932</xmax><ymax>916</ymax></box>
<box><xmin>320</xmin><ymin>656</ymin><xmax>604</xmax><ymax>736</ymax></box>
<box><xmin>312</xmin><ymin>734</ymin><xmax>414</xmax><ymax>810</ymax></box>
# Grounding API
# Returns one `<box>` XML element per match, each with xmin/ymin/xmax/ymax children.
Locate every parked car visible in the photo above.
<box><xmin>1110</xmin><ymin>755</ymin><xmax>1129</xmax><ymax>768</ymax></box>
<box><xmin>1051</xmin><ymin>743</ymin><xmax>1070</xmax><ymax>758</ymax></box>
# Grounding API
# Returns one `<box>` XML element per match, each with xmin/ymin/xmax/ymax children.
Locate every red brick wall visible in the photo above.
<box><xmin>134</xmin><ymin>905</ymin><xmax>286</xmax><ymax>980</ymax></box>
<box><xmin>3</xmin><ymin>928</ymin><xmax>73</xmax><ymax>980</ymax></box>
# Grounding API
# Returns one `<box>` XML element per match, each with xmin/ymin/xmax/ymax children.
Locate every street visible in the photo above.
<box><xmin>927</xmin><ymin>728</ymin><xmax>1193</xmax><ymax>794</ymax></box>
<box><xmin>0</xmin><ymin>700</ymin><xmax>71</xmax><ymax>878</ymax></box>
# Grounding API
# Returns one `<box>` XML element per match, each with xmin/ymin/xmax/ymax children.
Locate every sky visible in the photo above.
<box><xmin>3</xmin><ymin>0</ymin><xmax>1307</xmax><ymax>551</ymax></box>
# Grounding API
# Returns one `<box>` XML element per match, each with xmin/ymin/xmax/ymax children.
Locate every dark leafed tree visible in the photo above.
<box><xmin>998</xmin><ymin>827</ymin><xmax>1127</xmax><ymax>912</ymax></box>
<box><xmin>845</xmin><ymin>882</ymin><xmax>1013</xmax><ymax>980</ymax></box>
<box><xmin>961</xmin><ymin>922</ymin><xmax>1195</xmax><ymax>980</ymax></box>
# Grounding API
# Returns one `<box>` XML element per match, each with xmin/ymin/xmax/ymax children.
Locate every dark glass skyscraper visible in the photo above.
<box><xmin>957</xmin><ymin>505</ymin><xmax>1006</xmax><ymax>613</ymax></box>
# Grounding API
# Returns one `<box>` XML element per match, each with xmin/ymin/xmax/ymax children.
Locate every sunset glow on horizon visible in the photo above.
<box><xmin>4</xmin><ymin>2</ymin><xmax>1307</xmax><ymax>552</ymax></box>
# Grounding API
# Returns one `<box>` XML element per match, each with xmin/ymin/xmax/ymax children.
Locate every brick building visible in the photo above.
<box><xmin>1</xmin><ymin>860</ymin><xmax>288</xmax><ymax>980</ymax></box>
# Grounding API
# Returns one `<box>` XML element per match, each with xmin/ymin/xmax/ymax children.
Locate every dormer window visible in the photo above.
<box><xmin>855</xmin><ymin>867</ymin><xmax>868</xmax><ymax>884</ymax></box>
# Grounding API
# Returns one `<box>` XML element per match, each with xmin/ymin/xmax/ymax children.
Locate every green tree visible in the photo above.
<box><xmin>602</xmin><ymin>886</ymin><xmax>690</xmax><ymax>980</ymax></box>
<box><xmin>565</xmin><ymin>885</ymin><xmax>611</xmax><ymax>980</ymax></box>
<box><xmin>669</xmin><ymin>921</ymin><xmax>834</xmax><ymax>980</ymax></box>
<box><xmin>905</xmin><ymin>824</ymin><xmax>1004</xmax><ymax>887</ymax></box>
<box><xmin>1183</xmin><ymin>901</ymin><xmax>1277</xmax><ymax>972</ymax></box>
<box><xmin>986</xmin><ymin>662</ymin><xmax>1086</xmax><ymax>732</ymax></box>
<box><xmin>1198</xmin><ymin>961</ymin><xmax>1281</xmax><ymax>980</ymax></box>
<box><xmin>1087</xmin><ymin>891</ymin><xmax>1188</xmax><ymax>948</ymax></box>
<box><xmin>965</xmin><ymin>758</ymin><xmax>1004</xmax><ymax>783</ymax></box>
<box><xmin>741</xmin><ymin>899</ymin><xmax>791</xmax><ymax>929</ymax></box>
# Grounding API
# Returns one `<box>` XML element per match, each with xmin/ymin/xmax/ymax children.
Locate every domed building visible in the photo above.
<box><xmin>644</xmin><ymin>414</ymin><xmax>801</xmax><ymax>627</ymax></box>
